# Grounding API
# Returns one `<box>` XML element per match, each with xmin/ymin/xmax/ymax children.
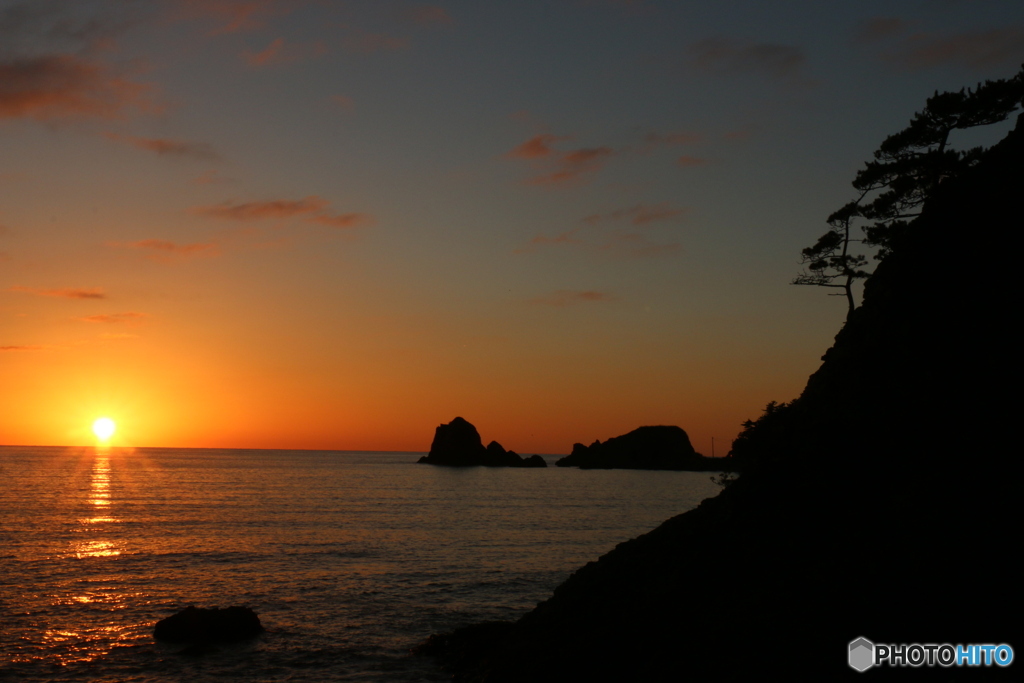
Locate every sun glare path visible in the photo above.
<box><xmin>92</xmin><ymin>418</ymin><xmax>116</xmax><ymax>441</ymax></box>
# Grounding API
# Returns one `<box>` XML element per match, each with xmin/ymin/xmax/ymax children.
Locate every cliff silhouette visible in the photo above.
<box><xmin>416</xmin><ymin>116</ymin><xmax>1023</xmax><ymax>681</ymax></box>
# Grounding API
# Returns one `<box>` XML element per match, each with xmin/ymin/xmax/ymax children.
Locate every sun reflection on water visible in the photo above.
<box><xmin>68</xmin><ymin>453</ymin><xmax>125</xmax><ymax>559</ymax></box>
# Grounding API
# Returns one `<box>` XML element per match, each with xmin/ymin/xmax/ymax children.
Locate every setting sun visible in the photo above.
<box><xmin>92</xmin><ymin>418</ymin><xmax>116</xmax><ymax>441</ymax></box>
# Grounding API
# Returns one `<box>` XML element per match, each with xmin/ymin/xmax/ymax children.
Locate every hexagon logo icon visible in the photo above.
<box><xmin>849</xmin><ymin>637</ymin><xmax>875</xmax><ymax>672</ymax></box>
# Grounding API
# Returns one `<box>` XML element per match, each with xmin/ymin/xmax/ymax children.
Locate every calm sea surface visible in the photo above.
<box><xmin>0</xmin><ymin>446</ymin><xmax>720</xmax><ymax>681</ymax></box>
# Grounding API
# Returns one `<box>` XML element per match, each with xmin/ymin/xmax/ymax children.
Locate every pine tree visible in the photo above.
<box><xmin>795</xmin><ymin>66</ymin><xmax>1023</xmax><ymax>316</ymax></box>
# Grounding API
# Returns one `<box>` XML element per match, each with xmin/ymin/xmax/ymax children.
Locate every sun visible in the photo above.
<box><xmin>92</xmin><ymin>417</ymin><xmax>116</xmax><ymax>442</ymax></box>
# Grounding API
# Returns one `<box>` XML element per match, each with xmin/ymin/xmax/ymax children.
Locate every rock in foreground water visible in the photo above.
<box><xmin>154</xmin><ymin>606</ymin><xmax>264</xmax><ymax>643</ymax></box>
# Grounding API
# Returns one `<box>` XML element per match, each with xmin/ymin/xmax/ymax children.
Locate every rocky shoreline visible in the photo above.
<box><xmin>413</xmin><ymin>110</ymin><xmax>1024</xmax><ymax>681</ymax></box>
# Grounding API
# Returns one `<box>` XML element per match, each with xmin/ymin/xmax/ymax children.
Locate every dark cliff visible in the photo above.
<box><xmin>419</xmin><ymin>117</ymin><xmax>1023</xmax><ymax>681</ymax></box>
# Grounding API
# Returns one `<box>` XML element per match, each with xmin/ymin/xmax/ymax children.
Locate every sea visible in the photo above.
<box><xmin>0</xmin><ymin>446</ymin><xmax>720</xmax><ymax>682</ymax></box>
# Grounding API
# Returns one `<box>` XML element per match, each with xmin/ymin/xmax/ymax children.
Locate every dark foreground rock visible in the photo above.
<box><xmin>416</xmin><ymin>113</ymin><xmax>1024</xmax><ymax>681</ymax></box>
<box><xmin>418</xmin><ymin>417</ymin><xmax>547</xmax><ymax>467</ymax></box>
<box><xmin>154</xmin><ymin>606</ymin><xmax>264</xmax><ymax>644</ymax></box>
<box><xmin>555</xmin><ymin>425</ymin><xmax>718</xmax><ymax>470</ymax></box>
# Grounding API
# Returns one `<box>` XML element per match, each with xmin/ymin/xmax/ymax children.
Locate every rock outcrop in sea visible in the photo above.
<box><xmin>154</xmin><ymin>606</ymin><xmax>264</xmax><ymax>644</ymax></box>
<box><xmin>555</xmin><ymin>425</ymin><xmax>716</xmax><ymax>470</ymax></box>
<box><xmin>417</xmin><ymin>417</ymin><xmax>546</xmax><ymax>467</ymax></box>
<box><xmin>415</xmin><ymin>110</ymin><xmax>1024</xmax><ymax>681</ymax></box>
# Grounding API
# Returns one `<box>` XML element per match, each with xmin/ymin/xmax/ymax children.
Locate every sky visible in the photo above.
<box><xmin>1</xmin><ymin>0</ymin><xmax>1022</xmax><ymax>453</ymax></box>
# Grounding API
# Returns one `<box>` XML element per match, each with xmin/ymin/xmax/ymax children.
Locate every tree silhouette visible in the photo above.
<box><xmin>793</xmin><ymin>199</ymin><xmax>870</xmax><ymax>320</ymax></box>
<box><xmin>795</xmin><ymin>66</ymin><xmax>1024</xmax><ymax>316</ymax></box>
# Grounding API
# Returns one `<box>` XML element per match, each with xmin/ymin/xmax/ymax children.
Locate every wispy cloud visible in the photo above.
<box><xmin>9</xmin><ymin>285</ymin><xmax>106</xmax><ymax>299</ymax></box>
<box><xmin>691</xmin><ymin>38</ymin><xmax>806</xmax><ymax>81</ymax></box>
<box><xmin>528</xmin><ymin>290</ymin><xmax>616</xmax><ymax>307</ymax></box>
<box><xmin>77</xmin><ymin>312</ymin><xmax>147</xmax><ymax>324</ymax></box>
<box><xmin>104</xmin><ymin>133</ymin><xmax>218</xmax><ymax>160</ymax></box>
<box><xmin>0</xmin><ymin>345</ymin><xmax>45</xmax><ymax>352</ymax></box>
<box><xmin>193</xmin><ymin>196</ymin><xmax>329</xmax><ymax>221</ymax></box>
<box><xmin>583</xmin><ymin>203</ymin><xmax>688</xmax><ymax>225</ymax></box>
<box><xmin>0</xmin><ymin>54</ymin><xmax>157</xmax><ymax>122</ymax></box>
<box><xmin>192</xmin><ymin>195</ymin><xmax>374</xmax><ymax>232</ymax></box>
<box><xmin>507</xmin><ymin>134</ymin><xmax>616</xmax><ymax>187</ymax></box>
<box><xmin>245</xmin><ymin>36</ymin><xmax>285</xmax><ymax>65</ymax></box>
<box><xmin>506</xmin><ymin>134</ymin><xmax>567</xmax><ymax>160</ymax></box>
<box><xmin>884</xmin><ymin>27</ymin><xmax>1024</xmax><ymax>70</ymax></box>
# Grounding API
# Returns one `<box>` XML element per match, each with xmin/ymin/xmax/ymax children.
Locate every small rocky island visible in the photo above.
<box><xmin>556</xmin><ymin>425</ymin><xmax>719</xmax><ymax>470</ymax></box>
<box><xmin>418</xmin><ymin>417</ymin><xmax>547</xmax><ymax>467</ymax></box>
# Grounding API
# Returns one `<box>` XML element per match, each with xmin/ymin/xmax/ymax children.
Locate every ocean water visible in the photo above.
<box><xmin>0</xmin><ymin>446</ymin><xmax>720</xmax><ymax>682</ymax></box>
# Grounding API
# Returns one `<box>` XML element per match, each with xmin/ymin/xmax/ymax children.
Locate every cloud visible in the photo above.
<box><xmin>506</xmin><ymin>130</ymin><xmax>620</xmax><ymax>186</ymax></box>
<box><xmin>77</xmin><ymin>312</ymin><xmax>147</xmax><ymax>324</ymax></box>
<box><xmin>885</xmin><ymin>27</ymin><xmax>1024</xmax><ymax>70</ymax></box>
<box><xmin>691</xmin><ymin>38</ymin><xmax>806</xmax><ymax>80</ymax></box>
<box><xmin>524</xmin><ymin>146</ymin><xmax>615</xmax><ymax>187</ymax></box>
<box><xmin>9</xmin><ymin>285</ymin><xmax>106</xmax><ymax>299</ymax></box>
<box><xmin>527</xmin><ymin>290</ymin><xmax>615</xmax><ymax>307</ymax></box>
<box><xmin>0</xmin><ymin>54</ymin><xmax>157</xmax><ymax>122</ymax></box>
<box><xmin>583</xmin><ymin>203</ymin><xmax>688</xmax><ymax>225</ymax></box>
<box><xmin>506</xmin><ymin>134</ymin><xmax>566</xmax><ymax>159</ymax></box>
<box><xmin>0</xmin><ymin>345</ymin><xmax>45</xmax><ymax>352</ymax></box>
<box><xmin>193</xmin><ymin>195</ymin><xmax>373</xmax><ymax>232</ymax></box>
<box><xmin>99</xmin><ymin>332</ymin><xmax>139</xmax><ymax>340</ymax></box>
<box><xmin>104</xmin><ymin>133</ymin><xmax>218</xmax><ymax>160</ymax></box>
<box><xmin>193</xmin><ymin>196</ymin><xmax>329</xmax><ymax>221</ymax></box>
<box><xmin>403</xmin><ymin>5</ymin><xmax>454</xmax><ymax>27</ymax></box>
<box><xmin>306</xmin><ymin>212</ymin><xmax>373</xmax><ymax>229</ymax></box>
<box><xmin>245</xmin><ymin>36</ymin><xmax>285</xmax><ymax>65</ymax></box>
<box><xmin>121</xmin><ymin>239</ymin><xmax>219</xmax><ymax>260</ymax></box>
<box><xmin>855</xmin><ymin>17</ymin><xmax>909</xmax><ymax>44</ymax></box>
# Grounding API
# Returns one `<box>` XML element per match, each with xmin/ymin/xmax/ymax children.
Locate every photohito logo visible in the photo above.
<box><xmin>849</xmin><ymin>637</ymin><xmax>1014</xmax><ymax>671</ymax></box>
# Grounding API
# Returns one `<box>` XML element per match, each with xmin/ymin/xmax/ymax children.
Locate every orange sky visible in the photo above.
<box><xmin>2</xmin><ymin>1</ymin><xmax>1021</xmax><ymax>453</ymax></box>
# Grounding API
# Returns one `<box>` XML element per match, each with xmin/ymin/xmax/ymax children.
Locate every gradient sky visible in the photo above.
<box><xmin>2</xmin><ymin>0</ymin><xmax>1022</xmax><ymax>452</ymax></box>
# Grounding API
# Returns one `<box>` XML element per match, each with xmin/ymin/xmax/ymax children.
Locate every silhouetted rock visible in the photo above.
<box><xmin>154</xmin><ymin>606</ymin><xmax>264</xmax><ymax>644</ymax></box>
<box><xmin>416</xmin><ymin>103</ymin><xmax>1024</xmax><ymax>682</ymax></box>
<box><xmin>521</xmin><ymin>455</ymin><xmax>547</xmax><ymax>468</ymax></box>
<box><xmin>555</xmin><ymin>425</ymin><xmax>714</xmax><ymax>470</ymax></box>
<box><xmin>418</xmin><ymin>417</ymin><xmax>547</xmax><ymax>467</ymax></box>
